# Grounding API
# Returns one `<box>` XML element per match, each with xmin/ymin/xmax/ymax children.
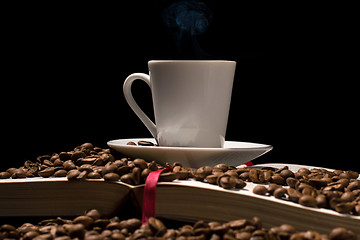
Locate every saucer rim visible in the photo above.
<box><xmin>107</xmin><ymin>138</ymin><xmax>273</xmax><ymax>151</ymax></box>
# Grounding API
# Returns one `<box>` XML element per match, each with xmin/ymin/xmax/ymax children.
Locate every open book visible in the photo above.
<box><xmin>1</xmin><ymin>164</ymin><xmax>359</xmax><ymax>237</ymax></box>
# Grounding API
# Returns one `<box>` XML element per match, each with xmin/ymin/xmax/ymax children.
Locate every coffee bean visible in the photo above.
<box><xmin>54</xmin><ymin>169</ymin><xmax>68</xmax><ymax>177</ymax></box>
<box><xmin>132</xmin><ymin>167</ymin><xmax>141</xmax><ymax>185</ymax></box>
<box><xmin>249</xmin><ymin>169</ymin><xmax>265</xmax><ymax>183</ymax></box>
<box><xmin>63</xmin><ymin>160</ymin><xmax>76</xmax><ymax>171</ymax></box>
<box><xmin>218</xmin><ymin>175</ymin><xmax>237</xmax><ymax>189</ymax></box>
<box><xmin>228</xmin><ymin>219</ymin><xmax>247</xmax><ymax>229</ymax></box>
<box><xmin>213</xmin><ymin>163</ymin><xmax>229</xmax><ymax>172</ymax></box>
<box><xmin>253</xmin><ymin>185</ymin><xmax>268</xmax><ymax>195</ymax></box>
<box><xmin>126</xmin><ymin>141</ymin><xmax>137</xmax><ymax>146</ymax></box>
<box><xmin>287</xmin><ymin>188</ymin><xmax>302</xmax><ymax>203</ymax></box>
<box><xmin>73</xmin><ymin>216</ymin><xmax>94</xmax><ymax>229</ymax></box>
<box><xmin>138</xmin><ymin>141</ymin><xmax>155</xmax><ymax>146</ymax></box>
<box><xmin>104</xmin><ymin>173</ymin><xmax>120</xmax><ymax>181</ymax></box>
<box><xmin>279</xmin><ymin>169</ymin><xmax>295</xmax><ymax>179</ymax></box>
<box><xmin>340</xmin><ymin>192</ymin><xmax>355</xmax><ymax>202</ymax></box>
<box><xmin>206</xmin><ymin>174</ymin><xmax>220</xmax><ymax>185</ymax></box>
<box><xmin>195</xmin><ymin>166</ymin><xmax>213</xmax><ymax>179</ymax></box>
<box><xmin>267</xmin><ymin>183</ymin><xmax>281</xmax><ymax>194</ymax></box>
<box><xmin>12</xmin><ymin>169</ymin><xmax>27</xmax><ymax>178</ymax></box>
<box><xmin>235</xmin><ymin>178</ymin><xmax>246</xmax><ymax>189</ymax></box>
<box><xmin>120</xmin><ymin>173</ymin><xmax>135</xmax><ymax>185</ymax></box>
<box><xmin>71</xmin><ymin>151</ymin><xmax>86</xmax><ymax>161</ymax></box>
<box><xmin>133</xmin><ymin>159</ymin><xmax>148</xmax><ymax>170</ymax></box>
<box><xmin>148</xmin><ymin>217</ymin><xmax>167</xmax><ymax>236</ymax></box>
<box><xmin>271</xmin><ymin>174</ymin><xmax>285</xmax><ymax>185</ymax></box>
<box><xmin>236</xmin><ymin>232</ymin><xmax>252</xmax><ymax>240</ymax></box>
<box><xmin>67</xmin><ymin>169</ymin><xmax>80</xmax><ymax>180</ymax></box>
<box><xmin>23</xmin><ymin>230</ymin><xmax>40</xmax><ymax>239</ymax></box>
<box><xmin>329</xmin><ymin>227</ymin><xmax>356</xmax><ymax>240</ymax></box>
<box><xmin>315</xmin><ymin>194</ymin><xmax>328</xmax><ymax>208</ymax></box>
<box><xmin>0</xmin><ymin>171</ymin><xmax>11</xmax><ymax>179</ymax></box>
<box><xmin>38</xmin><ymin>167</ymin><xmax>55</xmax><ymax>178</ymax></box>
<box><xmin>66</xmin><ymin>224</ymin><xmax>85</xmax><ymax>239</ymax></box>
<box><xmin>273</xmin><ymin>187</ymin><xmax>287</xmax><ymax>198</ymax></box>
<box><xmin>87</xmin><ymin>172</ymin><xmax>101</xmax><ymax>179</ymax></box>
<box><xmin>299</xmin><ymin>195</ymin><xmax>317</xmax><ymax>208</ymax></box>
<box><xmin>159</xmin><ymin>172</ymin><xmax>178</xmax><ymax>182</ymax></box>
<box><xmin>335</xmin><ymin>202</ymin><xmax>355</xmax><ymax>213</ymax></box>
<box><xmin>308</xmin><ymin>178</ymin><xmax>328</xmax><ymax>189</ymax></box>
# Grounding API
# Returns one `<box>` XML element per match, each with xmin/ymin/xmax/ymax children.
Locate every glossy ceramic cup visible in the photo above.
<box><xmin>123</xmin><ymin>60</ymin><xmax>236</xmax><ymax>148</ymax></box>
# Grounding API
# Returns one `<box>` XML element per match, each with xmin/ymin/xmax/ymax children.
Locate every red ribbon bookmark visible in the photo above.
<box><xmin>142</xmin><ymin>167</ymin><xmax>172</xmax><ymax>225</ymax></box>
<box><xmin>245</xmin><ymin>161</ymin><xmax>253</xmax><ymax>166</ymax></box>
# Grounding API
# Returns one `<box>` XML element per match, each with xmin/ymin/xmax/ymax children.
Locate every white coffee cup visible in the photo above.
<box><xmin>123</xmin><ymin>60</ymin><xmax>236</xmax><ymax>148</ymax></box>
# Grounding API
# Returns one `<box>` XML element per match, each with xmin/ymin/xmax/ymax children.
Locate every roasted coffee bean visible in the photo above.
<box><xmin>235</xmin><ymin>178</ymin><xmax>246</xmax><ymax>189</ymax></box>
<box><xmin>299</xmin><ymin>195</ymin><xmax>317</xmax><ymax>208</ymax></box>
<box><xmin>132</xmin><ymin>167</ymin><xmax>141</xmax><ymax>185</ymax></box>
<box><xmin>236</xmin><ymin>232</ymin><xmax>252</xmax><ymax>240</ymax></box>
<box><xmin>38</xmin><ymin>167</ymin><xmax>55</xmax><ymax>178</ymax></box>
<box><xmin>279</xmin><ymin>169</ymin><xmax>295</xmax><ymax>179</ymax></box>
<box><xmin>159</xmin><ymin>172</ymin><xmax>178</xmax><ymax>182</ymax></box>
<box><xmin>54</xmin><ymin>169</ymin><xmax>68</xmax><ymax>177</ymax></box>
<box><xmin>141</xmin><ymin>168</ymin><xmax>152</xmax><ymax>181</ymax></box>
<box><xmin>249</xmin><ymin>169</ymin><xmax>265</xmax><ymax>183</ymax></box>
<box><xmin>148</xmin><ymin>217</ymin><xmax>167</xmax><ymax>236</ymax></box>
<box><xmin>120</xmin><ymin>173</ymin><xmax>135</xmax><ymax>185</ymax></box>
<box><xmin>286</xmin><ymin>177</ymin><xmax>298</xmax><ymax>188</ymax></box>
<box><xmin>267</xmin><ymin>183</ymin><xmax>281</xmax><ymax>194</ymax></box>
<box><xmin>354</xmin><ymin>204</ymin><xmax>360</xmax><ymax>215</ymax></box>
<box><xmin>253</xmin><ymin>185</ymin><xmax>268</xmax><ymax>195</ymax></box>
<box><xmin>133</xmin><ymin>158</ymin><xmax>148</xmax><ymax>170</ymax></box>
<box><xmin>195</xmin><ymin>166</ymin><xmax>213</xmax><ymax>179</ymax></box>
<box><xmin>23</xmin><ymin>230</ymin><xmax>40</xmax><ymax>239</ymax></box>
<box><xmin>239</xmin><ymin>171</ymin><xmax>250</xmax><ymax>181</ymax></box>
<box><xmin>287</xmin><ymin>188</ymin><xmax>302</xmax><ymax>203</ymax></box>
<box><xmin>71</xmin><ymin>151</ymin><xmax>86</xmax><ymax>161</ymax></box>
<box><xmin>63</xmin><ymin>160</ymin><xmax>76</xmax><ymax>171</ymax></box>
<box><xmin>335</xmin><ymin>202</ymin><xmax>355</xmax><ymax>213</ymax></box>
<box><xmin>127</xmin><ymin>141</ymin><xmax>137</xmax><ymax>145</ymax></box>
<box><xmin>324</xmin><ymin>179</ymin><xmax>350</xmax><ymax>191</ymax></box>
<box><xmin>263</xmin><ymin>170</ymin><xmax>273</xmax><ymax>182</ymax></box>
<box><xmin>138</xmin><ymin>141</ymin><xmax>155</xmax><ymax>146</ymax></box>
<box><xmin>213</xmin><ymin>163</ymin><xmax>229</xmax><ymax>172</ymax></box>
<box><xmin>347</xmin><ymin>181</ymin><xmax>360</xmax><ymax>191</ymax></box>
<box><xmin>329</xmin><ymin>227</ymin><xmax>356</xmax><ymax>240</ymax></box>
<box><xmin>0</xmin><ymin>171</ymin><xmax>11</xmax><ymax>179</ymax></box>
<box><xmin>116</xmin><ymin>165</ymin><xmax>131</xmax><ymax>176</ymax></box>
<box><xmin>340</xmin><ymin>191</ymin><xmax>355</xmax><ymax>202</ymax></box>
<box><xmin>12</xmin><ymin>169</ymin><xmax>27</xmax><ymax>178</ymax></box>
<box><xmin>87</xmin><ymin>172</ymin><xmax>101</xmax><ymax>179</ymax></box>
<box><xmin>218</xmin><ymin>175</ymin><xmax>237</xmax><ymax>189</ymax></box>
<box><xmin>271</xmin><ymin>174</ymin><xmax>285</xmax><ymax>185</ymax></box>
<box><xmin>66</xmin><ymin>224</ymin><xmax>85</xmax><ymax>239</ymax></box>
<box><xmin>273</xmin><ymin>187</ymin><xmax>287</xmax><ymax>198</ymax></box>
<box><xmin>73</xmin><ymin>215</ymin><xmax>94</xmax><ymax>229</ymax></box>
<box><xmin>206</xmin><ymin>174</ymin><xmax>220</xmax><ymax>185</ymax></box>
<box><xmin>104</xmin><ymin>173</ymin><xmax>120</xmax><ymax>181</ymax></box>
<box><xmin>315</xmin><ymin>194</ymin><xmax>328</xmax><ymax>208</ymax></box>
<box><xmin>67</xmin><ymin>169</ymin><xmax>80</xmax><ymax>180</ymax></box>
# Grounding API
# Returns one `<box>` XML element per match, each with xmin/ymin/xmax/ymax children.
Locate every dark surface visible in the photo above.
<box><xmin>2</xmin><ymin>1</ymin><xmax>359</xmax><ymax>172</ymax></box>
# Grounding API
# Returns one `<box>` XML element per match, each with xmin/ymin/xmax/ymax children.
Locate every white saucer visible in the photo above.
<box><xmin>107</xmin><ymin>138</ymin><xmax>273</xmax><ymax>168</ymax></box>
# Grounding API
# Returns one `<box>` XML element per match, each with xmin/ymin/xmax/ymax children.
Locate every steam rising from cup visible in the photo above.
<box><xmin>162</xmin><ymin>0</ymin><xmax>213</xmax><ymax>58</ymax></box>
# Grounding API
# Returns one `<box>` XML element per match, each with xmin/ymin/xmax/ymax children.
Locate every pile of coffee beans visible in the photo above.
<box><xmin>1</xmin><ymin>142</ymin><xmax>359</xmax><ymax>216</ymax></box>
<box><xmin>245</xmin><ymin>166</ymin><xmax>360</xmax><ymax>215</ymax></box>
<box><xmin>0</xmin><ymin>209</ymin><xmax>357</xmax><ymax>240</ymax></box>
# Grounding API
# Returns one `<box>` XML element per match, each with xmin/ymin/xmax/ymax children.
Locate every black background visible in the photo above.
<box><xmin>1</xmin><ymin>1</ymin><xmax>359</xmax><ymax>172</ymax></box>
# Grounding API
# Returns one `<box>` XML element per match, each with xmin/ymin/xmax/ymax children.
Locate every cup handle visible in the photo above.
<box><xmin>123</xmin><ymin>73</ymin><xmax>157</xmax><ymax>139</ymax></box>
